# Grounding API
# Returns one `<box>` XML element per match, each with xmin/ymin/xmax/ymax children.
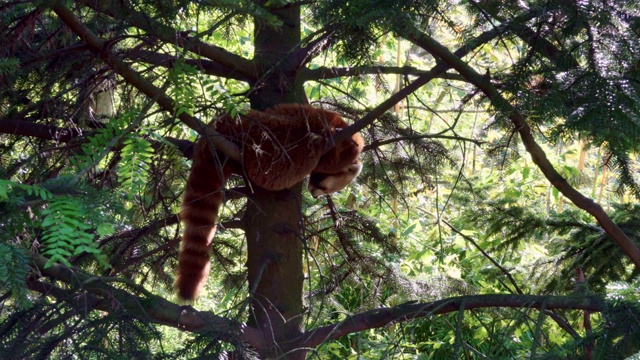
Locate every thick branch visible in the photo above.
<box><xmin>302</xmin><ymin>65</ymin><xmax>465</xmax><ymax>82</ymax></box>
<box><xmin>29</xmin><ymin>252</ymin><xmax>263</xmax><ymax>349</ymax></box>
<box><xmin>303</xmin><ymin>294</ymin><xmax>604</xmax><ymax>347</ymax></box>
<box><xmin>0</xmin><ymin>118</ymin><xmax>82</xmax><ymax>142</ymax></box>
<box><xmin>406</xmin><ymin>30</ymin><xmax>640</xmax><ymax>267</ymax></box>
<box><xmin>128</xmin><ymin>49</ymin><xmax>253</xmax><ymax>82</ymax></box>
<box><xmin>0</xmin><ymin>117</ymin><xmax>194</xmax><ymax>156</ymax></box>
<box><xmin>51</xmin><ymin>3</ymin><xmax>241</xmax><ymax>161</ymax></box>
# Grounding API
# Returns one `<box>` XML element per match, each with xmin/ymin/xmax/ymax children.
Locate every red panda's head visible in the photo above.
<box><xmin>308</xmin><ymin>133</ymin><xmax>364</xmax><ymax>197</ymax></box>
<box><xmin>308</xmin><ymin>159</ymin><xmax>363</xmax><ymax>197</ymax></box>
<box><xmin>266</xmin><ymin>104</ymin><xmax>365</xmax><ymax>197</ymax></box>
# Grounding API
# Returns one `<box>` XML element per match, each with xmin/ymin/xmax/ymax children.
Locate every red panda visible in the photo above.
<box><xmin>176</xmin><ymin>104</ymin><xmax>364</xmax><ymax>301</ymax></box>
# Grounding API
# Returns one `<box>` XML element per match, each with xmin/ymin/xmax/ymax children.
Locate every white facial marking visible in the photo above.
<box><xmin>308</xmin><ymin>161</ymin><xmax>363</xmax><ymax>197</ymax></box>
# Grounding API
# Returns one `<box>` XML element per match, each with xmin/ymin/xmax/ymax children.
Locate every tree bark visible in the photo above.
<box><xmin>245</xmin><ymin>185</ymin><xmax>305</xmax><ymax>359</ymax></box>
<box><xmin>250</xmin><ymin>2</ymin><xmax>305</xmax><ymax>109</ymax></box>
<box><xmin>243</xmin><ymin>3</ymin><xmax>307</xmax><ymax>358</ymax></box>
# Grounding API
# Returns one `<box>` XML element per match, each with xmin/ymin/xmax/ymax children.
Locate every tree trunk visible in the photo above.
<box><xmin>244</xmin><ymin>3</ymin><xmax>307</xmax><ymax>358</ymax></box>
<box><xmin>251</xmin><ymin>2</ymin><xmax>305</xmax><ymax>109</ymax></box>
<box><xmin>245</xmin><ymin>185</ymin><xmax>305</xmax><ymax>358</ymax></box>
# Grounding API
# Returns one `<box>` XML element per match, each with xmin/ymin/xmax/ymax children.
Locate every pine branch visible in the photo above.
<box><xmin>470</xmin><ymin>1</ymin><xmax>580</xmax><ymax>70</ymax></box>
<box><xmin>51</xmin><ymin>3</ymin><xmax>241</xmax><ymax>162</ymax></box>
<box><xmin>127</xmin><ymin>49</ymin><xmax>253</xmax><ymax>82</ymax></box>
<box><xmin>365</xmin><ymin>133</ymin><xmax>484</xmax><ymax>151</ymax></box>
<box><xmin>28</xmin><ymin>252</ymin><xmax>264</xmax><ymax>350</ymax></box>
<box><xmin>404</xmin><ymin>26</ymin><xmax>640</xmax><ymax>268</ymax></box>
<box><xmin>0</xmin><ymin>118</ymin><xmax>194</xmax><ymax>157</ymax></box>
<box><xmin>302</xmin><ymin>294</ymin><xmax>604</xmax><ymax>347</ymax></box>
<box><xmin>330</xmin><ymin>8</ymin><xmax>539</xmax><ymax>151</ymax></box>
<box><xmin>302</xmin><ymin>65</ymin><xmax>467</xmax><ymax>81</ymax></box>
<box><xmin>75</xmin><ymin>0</ymin><xmax>256</xmax><ymax>77</ymax></box>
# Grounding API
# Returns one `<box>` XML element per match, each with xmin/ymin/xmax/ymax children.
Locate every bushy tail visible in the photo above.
<box><xmin>176</xmin><ymin>140</ymin><xmax>229</xmax><ymax>301</ymax></box>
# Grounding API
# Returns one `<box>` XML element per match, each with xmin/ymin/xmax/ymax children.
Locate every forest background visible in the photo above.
<box><xmin>2</xmin><ymin>0</ymin><xmax>640</xmax><ymax>359</ymax></box>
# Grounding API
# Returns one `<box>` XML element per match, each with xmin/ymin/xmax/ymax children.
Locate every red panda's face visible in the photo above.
<box><xmin>309</xmin><ymin>129</ymin><xmax>364</xmax><ymax>197</ymax></box>
<box><xmin>308</xmin><ymin>160</ymin><xmax>363</xmax><ymax>197</ymax></box>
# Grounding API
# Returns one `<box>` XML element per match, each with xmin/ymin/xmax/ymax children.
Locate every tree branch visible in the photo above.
<box><xmin>365</xmin><ymin>133</ymin><xmax>485</xmax><ymax>151</ymax></box>
<box><xmin>51</xmin><ymin>2</ymin><xmax>241</xmax><ymax>162</ymax></box>
<box><xmin>470</xmin><ymin>1</ymin><xmax>580</xmax><ymax>71</ymax></box>
<box><xmin>75</xmin><ymin>0</ymin><xmax>256</xmax><ymax>78</ymax></box>
<box><xmin>302</xmin><ymin>64</ymin><xmax>466</xmax><ymax>82</ymax></box>
<box><xmin>330</xmin><ymin>12</ymin><xmax>530</xmax><ymax>150</ymax></box>
<box><xmin>28</xmin><ymin>252</ymin><xmax>264</xmax><ymax>349</ymax></box>
<box><xmin>290</xmin><ymin>29</ymin><xmax>335</xmax><ymax>70</ymax></box>
<box><xmin>405</xmin><ymin>28</ymin><xmax>640</xmax><ymax>268</ymax></box>
<box><xmin>442</xmin><ymin>219</ymin><xmax>580</xmax><ymax>338</ymax></box>
<box><xmin>443</xmin><ymin>219</ymin><xmax>524</xmax><ymax>295</ymax></box>
<box><xmin>0</xmin><ymin>118</ymin><xmax>82</xmax><ymax>143</ymax></box>
<box><xmin>302</xmin><ymin>294</ymin><xmax>604</xmax><ymax>347</ymax></box>
<box><xmin>0</xmin><ymin>117</ymin><xmax>194</xmax><ymax>157</ymax></box>
<box><xmin>128</xmin><ymin>49</ymin><xmax>253</xmax><ymax>82</ymax></box>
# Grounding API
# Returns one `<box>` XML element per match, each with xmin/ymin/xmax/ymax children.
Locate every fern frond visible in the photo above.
<box><xmin>119</xmin><ymin>136</ymin><xmax>154</xmax><ymax>199</ymax></box>
<box><xmin>40</xmin><ymin>196</ymin><xmax>105</xmax><ymax>268</ymax></box>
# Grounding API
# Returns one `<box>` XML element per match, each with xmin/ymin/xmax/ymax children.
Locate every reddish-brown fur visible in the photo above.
<box><xmin>176</xmin><ymin>104</ymin><xmax>364</xmax><ymax>301</ymax></box>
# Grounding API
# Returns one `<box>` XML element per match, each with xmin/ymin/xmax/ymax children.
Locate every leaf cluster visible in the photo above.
<box><xmin>455</xmin><ymin>183</ymin><xmax>640</xmax><ymax>295</ymax></box>
<box><xmin>0</xmin><ymin>244</ymin><xmax>30</xmax><ymax>308</ymax></box>
<box><xmin>482</xmin><ymin>0</ymin><xmax>640</xmax><ymax>199</ymax></box>
<box><xmin>40</xmin><ymin>196</ymin><xmax>107</xmax><ymax>268</ymax></box>
<box><xmin>311</xmin><ymin>0</ymin><xmax>439</xmax><ymax>63</ymax></box>
<box><xmin>0</xmin><ymin>298</ymin><xmax>168</xmax><ymax>359</ymax></box>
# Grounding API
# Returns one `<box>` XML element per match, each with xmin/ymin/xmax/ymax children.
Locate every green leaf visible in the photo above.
<box><xmin>401</xmin><ymin>223</ymin><xmax>417</xmax><ymax>237</ymax></box>
<box><xmin>45</xmin><ymin>255</ymin><xmax>72</xmax><ymax>268</ymax></box>
<box><xmin>97</xmin><ymin>223</ymin><xmax>115</xmax><ymax>237</ymax></box>
<box><xmin>40</xmin><ymin>196</ymin><xmax>103</xmax><ymax>267</ymax></box>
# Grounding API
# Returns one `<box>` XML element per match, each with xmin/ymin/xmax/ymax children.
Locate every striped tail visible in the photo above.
<box><xmin>176</xmin><ymin>140</ymin><xmax>230</xmax><ymax>301</ymax></box>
